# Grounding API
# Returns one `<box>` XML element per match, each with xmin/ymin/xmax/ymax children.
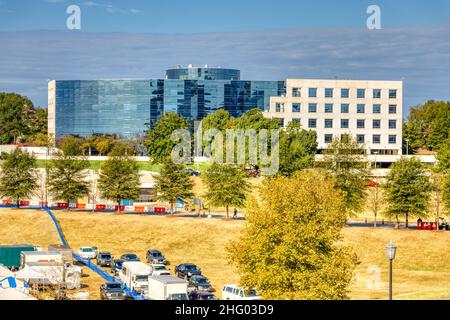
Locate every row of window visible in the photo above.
<box><xmin>275</xmin><ymin>103</ymin><xmax>398</xmax><ymax>114</ymax></box>
<box><xmin>323</xmin><ymin>134</ymin><xmax>398</xmax><ymax>145</ymax></box>
<box><xmin>296</xmin><ymin>118</ymin><xmax>398</xmax><ymax>129</ymax></box>
<box><xmin>291</xmin><ymin>87</ymin><xmax>398</xmax><ymax>99</ymax></box>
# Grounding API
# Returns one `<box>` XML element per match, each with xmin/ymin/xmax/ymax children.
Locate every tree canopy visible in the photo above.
<box><xmin>0</xmin><ymin>92</ymin><xmax>47</xmax><ymax>144</ymax></box>
<box><xmin>98</xmin><ymin>148</ymin><xmax>141</xmax><ymax>212</ymax></box>
<box><xmin>321</xmin><ymin>136</ymin><xmax>369</xmax><ymax>214</ymax></box>
<box><xmin>227</xmin><ymin>171</ymin><xmax>357</xmax><ymax>299</ymax></box>
<box><xmin>144</xmin><ymin>113</ymin><xmax>188</xmax><ymax>163</ymax></box>
<box><xmin>278</xmin><ymin>122</ymin><xmax>317</xmax><ymax>176</ymax></box>
<box><xmin>404</xmin><ymin>100</ymin><xmax>450</xmax><ymax>152</ymax></box>
<box><xmin>153</xmin><ymin>159</ymin><xmax>194</xmax><ymax>215</ymax></box>
<box><xmin>0</xmin><ymin>148</ymin><xmax>38</xmax><ymax>208</ymax></box>
<box><xmin>48</xmin><ymin>151</ymin><xmax>90</xmax><ymax>206</ymax></box>
<box><xmin>384</xmin><ymin>157</ymin><xmax>433</xmax><ymax>227</ymax></box>
<box><xmin>202</xmin><ymin>164</ymin><xmax>251</xmax><ymax>219</ymax></box>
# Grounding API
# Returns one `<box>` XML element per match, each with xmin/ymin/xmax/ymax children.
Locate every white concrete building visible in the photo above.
<box><xmin>264</xmin><ymin>79</ymin><xmax>403</xmax><ymax>156</ymax></box>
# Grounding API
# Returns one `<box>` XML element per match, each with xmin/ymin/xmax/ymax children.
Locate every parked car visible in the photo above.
<box><xmin>149</xmin><ymin>264</ymin><xmax>171</xmax><ymax>276</ymax></box>
<box><xmin>110</xmin><ymin>259</ymin><xmax>124</xmax><ymax>275</ymax></box>
<box><xmin>222</xmin><ymin>285</ymin><xmax>261</xmax><ymax>300</ymax></box>
<box><xmin>188</xmin><ymin>275</ymin><xmax>213</xmax><ymax>292</ymax></box>
<box><xmin>189</xmin><ymin>291</ymin><xmax>216</xmax><ymax>301</ymax></box>
<box><xmin>184</xmin><ymin>168</ymin><xmax>201</xmax><ymax>176</ymax></box>
<box><xmin>77</xmin><ymin>247</ymin><xmax>97</xmax><ymax>260</ymax></box>
<box><xmin>120</xmin><ymin>253</ymin><xmax>140</xmax><ymax>262</ymax></box>
<box><xmin>146</xmin><ymin>249</ymin><xmax>168</xmax><ymax>265</ymax></box>
<box><xmin>96</xmin><ymin>252</ymin><xmax>113</xmax><ymax>267</ymax></box>
<box><xmin>175</xmin><ymin>263</ymin><xmax>202</xmax><ymax>279</ymax></box>
<box><xmin>92</xmin><ymin>246</ymin><xmax>99</xmax><ymax>258</ymax></box>
<box><xmin>100</xmin><ymin>281</ymin><xmax>127</xmax><ymax>300</ymax></box>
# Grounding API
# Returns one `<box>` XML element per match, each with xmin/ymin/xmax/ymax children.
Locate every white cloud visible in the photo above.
<box><xmin>0</xmin><ymin>27</ymin><xmax>449</xmax><ymax>110</ymax></box>
<box><xmin>82</xmin><ymin>1</ymin><xmax>141</xmax><ymax>14</ymax></box>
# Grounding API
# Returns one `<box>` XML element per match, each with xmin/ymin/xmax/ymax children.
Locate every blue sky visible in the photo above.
<box><xmin>0</xmin><ymin>0</ymin><xmax>449</xmax><ymax>114</ymax></box>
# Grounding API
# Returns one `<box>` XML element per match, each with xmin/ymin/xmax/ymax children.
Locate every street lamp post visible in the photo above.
<box><xmin>386</xmin><ymin>242</ymin><xmax>397</xmax><ymax>300</ymax></box>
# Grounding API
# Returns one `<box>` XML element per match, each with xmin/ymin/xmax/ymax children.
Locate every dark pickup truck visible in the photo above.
<box><xmin>96</xmin><ymin>252</ymin><xmax>113</xmax><ymax>267</ymax></box>
<box><xmin>100</xmin><ymin>282</ymin><xmax>127</xmax><ymax>300</ymax></box>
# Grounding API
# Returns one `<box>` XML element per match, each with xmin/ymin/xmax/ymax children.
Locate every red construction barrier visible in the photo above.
<box><xmin>96</xmin><ymin>204</ymin><xmax>107</xmax><ymax>211</ymax></box>
<box><xmin>2</xmin><ymin>199</ymin><xmax>12</xmax><ymax>205</ymax></box>
<box><xmin>417</xmin><ymin>221</ymin><xmax>423</xmax><ymax>230</ymax></box>
<box><xmin>19</xmin><ymin>201</ymin><xmax>30</xmax><ymax>206</ymax></box>
<box><xmin>76</xmin><ymin>203</ymin><xmax>86</xmax><ymax>209</ymax></box>
<box><xmin>57</xmin><ymin>202</ymin><xmax>69</xmax><ymax>208</ymax></box>
<box><xmin>39</xmin><ymin>202</ymin><xmax>48</xmax><ymax>207</ymax></box>
<box><xmin>154</xmin><ymin>207</ymin><xmax>166</xmax><ymax>213</ymax></box>
<box><xmin>115</xmin><ymin>205</ymin><xmax>125</xmax><ymax>211</ymax></box>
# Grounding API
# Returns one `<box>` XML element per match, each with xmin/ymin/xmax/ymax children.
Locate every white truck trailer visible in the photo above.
<box><xmin>119</xmin><ymin>261</ymin><xmax>151</xmax><ymax>296</ymax></box>
<box><xmin>148</xmin><ymin>275</ymin><xmax>189</xmax><ymax>300</ymax></box>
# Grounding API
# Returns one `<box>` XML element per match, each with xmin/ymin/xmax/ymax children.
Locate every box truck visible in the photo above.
<box><xmin>0</xmin><ymin>245</ymin><xmax>37</xmax><ymax>269</ymax></box>
<box><xmin>119</xmin><ymin>261</ymin><xmax>151</xmax><ymax>296</ymax></box>
<box><xmin>148</xmin><ymin>275</ymin><xmax>189</xmax><ymax>300</ymax></box>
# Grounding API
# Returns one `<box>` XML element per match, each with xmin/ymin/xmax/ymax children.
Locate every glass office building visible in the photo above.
<box><xmin>48</xmin><ymin>66</ymin><xmax>285</xmax><ymax>138</ymax></box>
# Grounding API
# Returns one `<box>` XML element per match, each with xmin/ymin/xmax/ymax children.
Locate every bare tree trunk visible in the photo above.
<box><xmin>16</xmin><ymin>198</ymin><xmax>20</xmax><ymax>209</ymax></box>
<box><xmin>117</xmin><ymin>200</ymin><xmax>121</xmax><ymax>213</ymax></box>
<box><xmin>171</xmin><ymin>202</ymin><xmax>174</xmax><ymax>216</ymax></box>
<box><xmin>405</xmin><ymin>213</ymin><xmax>409</xmax><ymax>228</ymax></box>
<box><xmin>396</xmin><ymin>215</ymin><xmax>400</xmax><ymax>229</ymax></box>
<box><xmin>226</xmin><ymin>205</ymin><xmax>229</xmax><ymax>219</ymax></box>
<box><xmin>374</xmin><ymin>212</ymin><xmax>377</xmax><ymax>228</ymax></box>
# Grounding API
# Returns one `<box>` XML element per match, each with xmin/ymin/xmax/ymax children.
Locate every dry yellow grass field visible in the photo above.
<box><xmin>1</xmin><ymin>208</ymin><xmax>450</xmax><ymax>300</ymax></box>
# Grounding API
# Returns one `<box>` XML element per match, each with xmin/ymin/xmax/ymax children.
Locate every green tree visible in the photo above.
<box><xmin>443</xmin><ymin>174</ymin><xmax>450</xmax><ymax>214</ymax></box>
<box><xmin>278</xmin><ymin>122</ymin><xmax>317</xmax><ymax>176</ymax></box>
<box><xmin>145</xmin><ymin>113</ymin><xmax>188</xmax><ymax>163</ymax></box>
<box><xmin>48</xmin><ymin>151</ymin><xmax>90</xmax><ymax>207</ymax></box>
<box><xmin>227</xmin><ymin>171</ymin><xmax>357</xmax><ymax>300</ymax></box>
<box><xmin>321</xmin><ymin>136</ymin><xmax>369</xmax><ymax>214</ymax></box>
<box><xmin>202</xmin><ymin>164</ymin><xmax>250</xmax><ymax>219</ymax></box>
<box><xmin>58</xmin><ymin>135</ymin><xmax>84</xmax><ymax>156</ymax></box>
<box><xmin>436</xmin><ymin>138</ymin><xmax>450</xmax><ymax>173</ymax></box>
<box><xmin>153</xmin><ymin>159</ymin><xmax>194</xmax><ymax>215</ymax></box>
<box><xmin>0</xmin><ymin>148</ymin><xmax>38</xmax><ymax>208</ymax></box>
<box><xmin>384</xmin><ymin>157</ymin><xmax>433</xmax><ymax>228</ymax></box>
<box><xmin>98</xmin><ymin>146</ymin><xmax>141</xmax><ymax>213</ymax></box>
<box><xmin>404</xmin><ymin>100</ymin><xmax>450</xmax><ymax>152</ymax></box>
<box><xmin>0</xmin><ymin>93</ymin><xmax>35</xmax><ymax>144</ymax></box>
<box><xmin>233</xmin><ymin>108</ymin><xmax>280</xmax><ymax>131</ymax></box>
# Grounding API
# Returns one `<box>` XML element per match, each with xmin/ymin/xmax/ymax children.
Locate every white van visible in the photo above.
<box><xmin>222</xmin><ymin>285</ymin><xmax>261</xmax><ymax>300</ymax></box>
<box><xmin>119</xmin><ymin>261</ymin><xmax>151</xmax><ymax>296</ymax></box>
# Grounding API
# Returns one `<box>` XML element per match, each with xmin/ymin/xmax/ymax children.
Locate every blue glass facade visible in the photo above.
<box><xmin>51</xmin><ymin>68</ymin><xmax>285</xmax><ymax>138</ymax></box>
<box><xmin>166</xmin><ymin>67</ymin><xmax>240</xmax><ymax>81</ymax></box>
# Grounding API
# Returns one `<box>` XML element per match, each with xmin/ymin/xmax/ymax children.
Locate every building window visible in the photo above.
<box><xmin>325</xmin><ymin>119</ymin><xmax>333</xmax><ymax>128</ymax></box>
<box><xmin>276</xmin><ymin>118</ymin><xmax>285</xmax><ymax>127</ymax></box>
<box><xmin>389</xmin><ymin>89</ymin><xmax>397</xmax><ymax>99</ymax></box>
<box><xmin>357</xmin><ymin>119</ymin><xmax>365</xmax><ymax>129</ymax></box>
<box><xmin>308</xmin><ymin>103</ymin><xmax>317</xmax><ymax>113</ymax></box>
<box><xmin>373</xmin><ymin>89</ymin><xmax>382</xmax><ymax>99</ymax></box>
<box><xmin>389</xmin><ymin>120</ymin><xmax>397</xmax><ymax>129</ymax></box>
<box><xmin>275</xmin><ymin>103</ymin><xmax>284</xmax><ymax>113</ymax></box>
<box><xmin>373</xmin><ymin>135</ymin><xmax>381</xmax><ymax>144</ymax></box>
<box><xmin>373</xmin><ymin>104</ymin><xmax>381</xmax><ymax>114</ymax></box>
<box><xmin>325</xmin><ymin>103</ymin><xmax>333</xmax><ymax>113</ymax></box>
<box><xmin>341</xmin><ymin>119</ymin><xmax>349</xmax><ymax>129</ymax></box>
<box><xmin>292</xmin><ymin>87</ymin><xmax>301</xmax><ymax>97</ymax></box>
<box><xmin>292</xmin><ymin>103</ymin><xmax>301</xmax><ymax>112</ymax></box>
<box><xmin>308</xmin><ymin>119</ymin><xmax>317</xmax><ymax>128</ymax></box>
<box><xmin>341</xmin><ymin>88</ymin><xmax>350</xmax><ymax>98</ymax></box>
<box><xmin>389</xmin><ymin>105</ymin><xmax>397</xmax><ymax>114</ymax></box>
<box><xmin>356</xmin><ymin>135</ymin><xmax>365</xmax><ymax>143</ymax></box>
<box><xmin>309</xmin><ymin>88</ymin><xmax>317</xmax><ymax>97</ymax></box>
<box><xmin>357</xmin><ymin>104</ymin><xmax>365</xmax><ymax>114</ymax></box>
<box><xmin>341</xmin><ymin>104</ymin><xmax>349</xmax><ymax>113</ymax></box>
<box><xmin>357</xmin><ymin>88</ymin><xmax>365</xmax><ymax>99</ymax></box>
<box><xmin>324</xmin><ymin>134</ymin><xmax>333</xmax><ymax>143</ymax></box>
<box><xmin>325</xmin><ymin>88</ymin><xmax>334</xmax><ymax>98</ymax></box>
<box><xmin>373</xmin><ymin>119</ymin><xmax>381</xmax><ymax>129</ymax></box>
<box><xmin>389</xmin><ymin>135</ymin><xmax>397</xmax><ymax>144</ymax></box>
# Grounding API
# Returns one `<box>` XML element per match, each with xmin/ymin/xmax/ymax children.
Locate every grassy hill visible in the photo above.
<box><xmin>1</xmin><ymin>208</ymin><xmax>450</xmax><ymax>300</ymax></box>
